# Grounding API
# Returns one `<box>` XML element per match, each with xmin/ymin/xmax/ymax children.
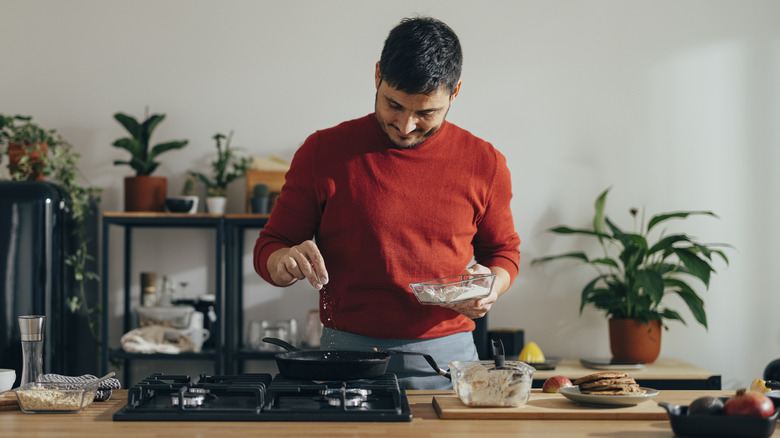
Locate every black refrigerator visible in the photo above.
<box><xmin>0</xmin><ymin>181</ymin><xmax>69</xmax><ymax>386</ymax></box>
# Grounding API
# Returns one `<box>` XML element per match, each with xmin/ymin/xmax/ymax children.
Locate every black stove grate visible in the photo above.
<box><xmin>113</xmin><ymin>373</ymin><xmax>412</xmax><ymax>422</ymax></box>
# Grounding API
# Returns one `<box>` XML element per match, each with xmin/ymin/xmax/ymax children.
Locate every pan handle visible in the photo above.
<box><xmin>262</xmin><ymin>337</ymin><xmax>300</xmax><ymax>352</ymax></box>
<box><xmin>381</xmin><ymin>350</ymin><xmax>451</xmax><ymax>380</ymax></box>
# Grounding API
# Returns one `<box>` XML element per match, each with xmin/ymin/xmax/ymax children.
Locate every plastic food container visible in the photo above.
<box><xmin>136</xmin><ymin>305</ymin><xmax>195</xmax><ymax>328</ymax></box>
<box><xmin>410</xmin><ymin>274</ymin><xmax>495</xmax><ymax>305</ymax></box>
<box><xmin>14</xmin><ymin>381</ymin><xmax>99</xmax><ymax>413</ymax></box>
<box><xmin>449</xmin><ymin>360</ymin><xmax>535</xmax><ymax>407</ymax></box>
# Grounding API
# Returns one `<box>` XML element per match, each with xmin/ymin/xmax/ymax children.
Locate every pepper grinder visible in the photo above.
<box><xmin>18</xmin><ymin>315</ymin><xmax>46</xmax><ymax>386</ymax></box>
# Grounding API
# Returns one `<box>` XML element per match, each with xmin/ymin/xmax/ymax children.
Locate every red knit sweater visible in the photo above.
<box><xmin>254</xmin><ymin>114</ymin><xmax>520</xmax><ymax>339</ymax></box>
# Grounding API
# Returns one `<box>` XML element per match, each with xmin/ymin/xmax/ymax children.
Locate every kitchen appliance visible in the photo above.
<box><xmin>262</xmin><ymin>337</ymin><xmax>450</xmax><ymax>381</ymax></box>
<box><xmin>0</xmin><ymin>182</ymin><xmax>66</xmax><ymax>386</ymax></box>
<box><xmin>113</xmin><ymin>373</ymin><xmax>412</xmax><ymax>422</ymax></box>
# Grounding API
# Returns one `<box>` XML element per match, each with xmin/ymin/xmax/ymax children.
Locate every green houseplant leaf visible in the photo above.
<box><xmin>188</xmin><ymin>130</ymin><xmax>251</xmax><ymax>197</ymax></box>
<box><xmin>111</xmin><ymin>109</ymin><xmax>188</xmax><ymax>176</ymax></box>
<box><xmin>532</xmin><ymin>187</ymin><xmax>731</xmax><ymax>330</ymax></box>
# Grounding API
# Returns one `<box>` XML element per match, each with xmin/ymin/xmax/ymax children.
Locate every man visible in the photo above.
<box><xmin>254</xmin><ymin>16</ymin><xmax>520</xmax><ymax>389</ymax></box>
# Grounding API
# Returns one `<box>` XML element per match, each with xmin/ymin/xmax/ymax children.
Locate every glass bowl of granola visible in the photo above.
<box><xmin>14</xmin><ymin>381</ymin><xmax>98</xmax><ymax>413</ymax></box>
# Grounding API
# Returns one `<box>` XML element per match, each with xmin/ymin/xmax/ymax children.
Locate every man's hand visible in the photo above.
<box><xmin>446</xmin><ymin>287</ymin><xmax>498</xmax><ymax>319</ymax></box>
<box><xmin>444</xmin><ymin>263</ymin><xmax>508</xmax><ymax>319</ymax></box>
<box><xmin>267</xmin><ymin>241</ymin><xmax>329</xmax><ymax>291</ymax></box>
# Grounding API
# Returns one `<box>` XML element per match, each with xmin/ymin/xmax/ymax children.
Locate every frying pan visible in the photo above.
<box><xmin>262</xmin><ymin>337</ymin><xmax>450</xmax><ymax>381</ymax></box>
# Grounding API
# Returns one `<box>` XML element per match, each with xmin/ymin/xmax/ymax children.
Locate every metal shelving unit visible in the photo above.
<box><xmin>100</xmin><ymin>213</ymin><xmax>223</xmax><ymax>387</ymax></box>
<box><xmin>223</xmin><ymin>214</ymin><xmax>274</xmax><ymax>373</ymax></box>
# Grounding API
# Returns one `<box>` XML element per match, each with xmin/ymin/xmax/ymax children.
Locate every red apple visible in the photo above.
<box><xmin>723</xmin><ymin>388</ymin><xmax>775</xmax><ymax>418</ymax></box>
<box><xmin>542</xmin><ymin>376</ymin><xmax>573</xmax><ymax>393</ymax></box>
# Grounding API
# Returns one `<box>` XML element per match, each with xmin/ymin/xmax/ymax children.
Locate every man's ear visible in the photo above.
<box><xmin>451</xmin><ymin>80</ymin><xmax>462</xmax><ymax>100</ymax></box>
<box><xmin>375</xmin><ymin>62</ymin><xmax>382</xmax><ymax>88</ymax></box>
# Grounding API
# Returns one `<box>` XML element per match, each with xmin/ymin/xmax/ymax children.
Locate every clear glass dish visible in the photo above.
<box><xmin>14</xmin><ymin>381</ymin><xmax>98</xmax><ymax>413</ymax></box>
<box><xmin>136</xmin><ymin>305</ymin><xmax>195</xmax><ymax>328</ymax></box>
<box><xmin>449</xmin><ymin>360</ymin><xmax>535</xmax><ymax>407</ymax></box>
<box><xmin>410</xmin><ymin>274</ymin><xmax>495</xmax><ymax>305</ymax></box>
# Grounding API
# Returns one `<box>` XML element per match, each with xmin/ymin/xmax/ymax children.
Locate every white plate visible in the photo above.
<box><xmin>579</xmin><ymin>358</ymin><xmax>647</xmax><ymax>370</ymax></box>
<box><xmin>558</xmin><ymin>386</ymin><xmax>659</xmax><ymax>407</ymax></box>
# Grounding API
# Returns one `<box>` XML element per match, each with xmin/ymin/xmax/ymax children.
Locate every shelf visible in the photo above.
<box><xmin>100</xmin><ymin>212</ymin><xmax>271</xmax><ymax>387</ymax></box>
<box><xmin>108</xmin><ymin>348</ymin><xmax>218</xmax><ymax>361</ymax></box>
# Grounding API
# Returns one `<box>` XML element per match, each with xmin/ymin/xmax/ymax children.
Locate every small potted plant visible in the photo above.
<box><xmin>0</xmin><ymin>114</ymin><xmax>60</xmax><ymax>181</ymax></box>
<box><xmin>179</xmin><ymin>175</ymin><xmax>199</xmax><ymax>213</ymax></box>
<box><xmin>164</xmin><ymin>176</ymin><xmax>200</xmax><ymax>214</ymax></box>
<box><xmin>250</xmin><ymin>183</ymin><xmax>270</xmax><ymax>214</ymax></box>
<box><xmin>532</xmin><ymin>187</ymin><xmax>731</xmax><ymax>363</ymax></box>
<box><xmin>112</xmin><ymin>108</ymin><xmax>189</xmax><ymax>211</ymax></box>
<box><xmin>189</xmin><ymin>131</ymin><xmax>251</xmax><ymax>214</ymax></box>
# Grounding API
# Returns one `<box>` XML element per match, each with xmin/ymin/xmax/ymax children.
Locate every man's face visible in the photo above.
<box><xmin>374</xmin><ymin>64</ymin><xmax>461</xmax><ymax>149</ymax></box>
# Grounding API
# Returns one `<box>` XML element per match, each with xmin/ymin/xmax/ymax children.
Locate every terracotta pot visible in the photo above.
<box><xmin>8</xmin><ymin>142</ymin><xmax>48</xmax><ymax>181</ymax></box>
<box><xmin>124</xmin><ymin>176</ymin><xmax>167</xmax><ymax>212</ymax></box>
<box><xmin>608</xmin><ymin>318</ymin><xmax>662</xmax><ymax>363</ymax></box>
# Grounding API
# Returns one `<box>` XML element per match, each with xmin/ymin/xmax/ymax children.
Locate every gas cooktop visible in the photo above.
<box><xmin>113</xmin><ymin>373</ymin><xmax>412</xmax><ymax>422</ymax></box>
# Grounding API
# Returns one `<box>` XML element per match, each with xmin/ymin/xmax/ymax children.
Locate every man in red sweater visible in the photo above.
<box><xmin>254</xmin><ymin>17</ymin><xmax>520</xmax><ymax>389</ymax></box>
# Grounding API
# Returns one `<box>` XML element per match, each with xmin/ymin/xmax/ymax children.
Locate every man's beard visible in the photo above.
<box><xmin>374</xmin><ymin>92</ymin><xmax>448</xmax><ymax>149</ymax></box>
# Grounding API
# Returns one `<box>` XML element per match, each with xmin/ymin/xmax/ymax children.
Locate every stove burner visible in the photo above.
<box><xmin>171</xmin><ymin>394</ymin><xmax>205</xmax><ymax>407</ymax></box>
<box><xmin>113</xmin><ymin>373</ymin><xmax>412</xmax><ymax>422</ymax></box>
<box><xmin>321</xmin><ymin>388</ymin><xmax>372</xmax><ymax>407</ymax></box>
<box><xmin>171</xmin><ymin>387</ymin><xmax>212</xmax><ymax>407</ymax></box>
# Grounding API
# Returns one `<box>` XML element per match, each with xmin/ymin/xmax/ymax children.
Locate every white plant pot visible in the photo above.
<box><xmin>181</xmin><ymin>195</ymin><xmax>199</xmax><ymax>214</ymax></box>
<box><xmin>206</xmin><ymin>196</ymin><xmax>227</xmax><ymax>214</ymax></box>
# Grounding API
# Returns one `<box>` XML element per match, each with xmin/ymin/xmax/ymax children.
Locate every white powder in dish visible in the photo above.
<box><xmin>416</xmin><ymin>283</ymin><xmax>490</xmax><ymax>304</ymax></box>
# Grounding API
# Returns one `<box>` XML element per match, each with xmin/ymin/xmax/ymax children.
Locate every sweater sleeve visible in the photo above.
<box><xmin>253</xmin><ymin>132</ymin><xmax>322</xmax><ymax>285</ymax></box>
<box><xmin>473</xmin><ymin>148</ymin><xmax>521</xmax><ymax>283</ymax></box>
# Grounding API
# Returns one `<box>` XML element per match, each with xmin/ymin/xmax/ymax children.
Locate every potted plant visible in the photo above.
<box><xmin>111</xmin><ymin>109</ymin><xmax>188</xmax><ymax>211</ymax></box>
<box><xmin>189</xmin><ymin>131</ymin><xmax>251</xmax><ymax>214</ymax></box>
<box><xmin>0</xmin><ymin>114</ymin><xmax>59</xmax><ymax>181</ymax></box>
<box><xmin>179</xmin><ymin>175</ymin><xmax>199</xmax><ymax>214</ymax></box>
<box><xmin>250</xmin><ymin>183</ymin><xmax>269</xmax><ymax>214</ymax></box>
<box><xmin>532</xmin><ymin>187</ymin><xmax>731</xmax><ymax>363</ymax></box>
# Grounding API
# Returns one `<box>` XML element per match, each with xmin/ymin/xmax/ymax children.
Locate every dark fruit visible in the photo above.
<box><xmin>687</xmin><ymin>396</ymin><xmax>724</xmax><ymax>415</ymax></box>
<box><xmin>723</xmin><ymin>388</ymin><xmax>775</xmax><ymax>418</ymax></box>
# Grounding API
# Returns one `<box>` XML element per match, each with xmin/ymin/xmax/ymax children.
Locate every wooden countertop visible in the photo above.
<box><xmin>3</xmin><ymin>389</ymin><xmax>775</xmax><ymax>437</ymax></box>
<box><xmin>533</xmin><ymin>357</ymin><xmax>719</xmax><ymax>381</ymax></box>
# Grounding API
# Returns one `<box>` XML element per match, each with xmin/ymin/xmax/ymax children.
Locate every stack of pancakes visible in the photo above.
<box><xmin>573</xmin><ymin>372</ymin><xmax>645</xmax><ymax>395</ymax></box>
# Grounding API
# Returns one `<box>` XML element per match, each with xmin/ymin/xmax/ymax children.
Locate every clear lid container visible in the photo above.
<box><xmin>449</xmin><ymin>360</ymin><xmax>535</xmax><ymax>407</ymax></box>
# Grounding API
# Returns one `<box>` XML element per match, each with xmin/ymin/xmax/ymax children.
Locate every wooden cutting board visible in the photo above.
<box><xmin>0</xmin><ymin>391</ymin><xmax>19</xmax><ymax>411</ymax></box>
<box><xmin>433</xmin><ymin>389</ymin><xmax>722</xmax><ymax>420</ymax></box>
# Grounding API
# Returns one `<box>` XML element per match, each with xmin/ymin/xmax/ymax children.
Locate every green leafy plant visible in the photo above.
<box><xmin>0</xmin><ymin>114</ymin><xmax>63</xmax><ymax>180</ymax></box>
<box><xmin>112</xmin><ymin>108</ymin><xmax>189</xmax><ymax>176</ymax></box>
<box><xmin>189</xmin><ymin>131</ymin><xmax>251</xmax><ymax>197</ymax></box>
<box><xmin>253</xmin><ymin>183</ymin><xmax>269</xmax><ymax>198</ymax></box>
<box><xmin>532</xmin><ymin>187</ymin><xmax>731</xmax><ymax>330</ymax></box>
<box><xmin>181</xmin><ymin>175</ymin><xmax>198</xmax><ymax>196</ymax></box>
<box><xmin>50</xmin><ymin>146</ymin><xmax>103</xmax><ymax>338</ymax></box>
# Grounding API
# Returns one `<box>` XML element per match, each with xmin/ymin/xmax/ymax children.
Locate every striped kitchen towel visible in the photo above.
<box><xmin>39</xmin><ymin>373</ymin><xmax>121</xmax><ymax>401</ymax></box>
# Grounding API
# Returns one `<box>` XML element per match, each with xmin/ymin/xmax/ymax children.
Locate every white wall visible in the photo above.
<box><xmin>2</xmin><ymin>0</ymin><xmax>778</xmax><ymax>389</ymax></box>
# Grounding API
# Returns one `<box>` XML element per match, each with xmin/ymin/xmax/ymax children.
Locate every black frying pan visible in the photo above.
<box><xmin>262</xmin><ymin>337</ymin><xmax>450</xmax><ymax>381</ymax></box>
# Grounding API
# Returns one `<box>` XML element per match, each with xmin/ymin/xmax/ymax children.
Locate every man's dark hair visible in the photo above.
<box><xmin>378</xmin><ymin>17</ymin><xmax>462</xmax><ymax>95</ymax></box>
